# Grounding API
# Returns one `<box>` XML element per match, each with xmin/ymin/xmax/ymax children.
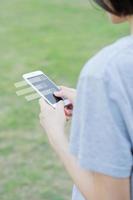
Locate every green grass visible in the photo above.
<box><xmin>0</xmin><ymin>0</ymin><xmax>130</xmax><ymax>199</ymax></box>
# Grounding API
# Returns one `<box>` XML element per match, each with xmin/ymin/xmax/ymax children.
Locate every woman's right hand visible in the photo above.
<box><xmin>53</xmin><ymin>86</ymin><xmax>77</xmax><ymax>120</ymax></box>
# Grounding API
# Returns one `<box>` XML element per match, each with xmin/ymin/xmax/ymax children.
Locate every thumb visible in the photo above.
<box><xmin>54</xmin><ymin>87</ymin><xmax>71</xmax><ymax>99</ymax></box>
<box><xmin>54</xmin><ymin>90</ymin><xmax>63</xmax><ymax>97</ymax></box>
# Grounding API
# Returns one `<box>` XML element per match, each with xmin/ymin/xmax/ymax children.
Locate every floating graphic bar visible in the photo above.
<box><xmin>25</xmin><ymin>93</ymin><xmax>40</xmax><ymax>101</ymax></box>
<box><xmin>16</xmin><ymin>87</ymin><xmax>34</xmax><ymax>96</ymax></box>
<box><xmin>14</xmin><ymin>81</ymin><xmax>28</xmax><ymax>88</ymax></box>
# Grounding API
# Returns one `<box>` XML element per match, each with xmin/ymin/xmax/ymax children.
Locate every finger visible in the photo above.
<box><xmin>39</xmin><ymin>98</ymin><xmax>45</xmax><ymax>108</ymax></box>
<box><xmin>64</xmin><ymin>107</ymin><xmax>73</xmax><ymax>111</ymax></box>
<box><xmin>57</xmin><ymin>100</ymin><xmax>64</xmax><ymax>106</ymax></box>
<box><xmin>58</xmin><ymin>85</ymin><xmax>66</xmax><ymax>90</ymax></box>
<box><xmin>64</xmin><ymin>109</ymin><xmax>72</xmax><ymax>117</ymax></box>
<box><xmin>39</xmin><ymin>98</ymin><xmax>50</xmax><ymax>111</ymax></box>
<box><xmin>39</xmin><ymin>113</ymin><xmax>43</xmax><ymax>124</ymax></box>
<box><xmin>66</xmin><ymin>117</ymin><xmax>69</xmax><ymax>121</ymax></box>
<box><xmin>39</xmin><ymin>112</ymin><xmax>44</xmax><ymax>120</ymax></box>
<box><xmin>66</xmin><ymin>115</ymin><xmax>71</xmax><ymax>121</ymax></box>
<box><xmin>53</xmin><ymin>86</ymin><xmax>68</xmax><ymax>97</ymax></box>
<box><xmin>39</xmin><ymin>97</ymin><xmax>46</xmax><ymax>104</ymax></box>
<box><xmin>56</xmin><ymin>100</ymin><xmax>64</xmax><ymax>109</ymax></box>
<box><xmin>53</xmin><ymin>90</ymin><xmax>64</xmax><ymax>97</ymax></box>
<box><xmin>40</xmin><ymin>119</ymin><xmax>44</xmax><ymax>128</ymax></box>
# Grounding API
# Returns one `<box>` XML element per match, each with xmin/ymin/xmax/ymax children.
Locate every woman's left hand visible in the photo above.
<box><xmin>39</xmin><ymin>98</ymin><xmax>67</xmax><ymax>147</ymax></box>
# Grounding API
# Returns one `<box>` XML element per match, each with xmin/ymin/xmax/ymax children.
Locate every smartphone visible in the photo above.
<box><xmin>23</xmin><ymin>70</ymin><xmax>72</xmax><ymax>109</ymax></box>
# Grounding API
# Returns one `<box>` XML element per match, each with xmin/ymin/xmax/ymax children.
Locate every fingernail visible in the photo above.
<box><xmin>54</xmin><ymin>91</ymin><xmax>59</xmax><ymax>95</ymax></box>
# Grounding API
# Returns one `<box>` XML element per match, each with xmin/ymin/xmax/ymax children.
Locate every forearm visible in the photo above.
<box><xmin>49</xmin><ymin>133</ymin><xmax>131</xmax><ymax>200</ymax></box>
<box><xmin>51</xmin><ymin>134</ymin><xmax>94</xmax><ymax>200</ymax></box>
<box><xmin>39</xmin><ymin>95</ymin><xmax>130</xmax><ymax>200</ymax></box>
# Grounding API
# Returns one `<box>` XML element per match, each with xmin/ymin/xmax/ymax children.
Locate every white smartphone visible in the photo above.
<box><xmin>23</xmin><ymin>70</ymin><xmax>72</xmax><ymax>109</ymax></box>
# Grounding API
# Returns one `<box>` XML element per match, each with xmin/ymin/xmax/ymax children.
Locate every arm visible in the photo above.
<box><xmin>39</xmin><ymin>95</ymin><xmax>131</xmax><ymax>200</ymax></box>
<box><xmin>53</xmin><ymin>135</ymin><xmax>131</xmax><ymax>200</ymax></box>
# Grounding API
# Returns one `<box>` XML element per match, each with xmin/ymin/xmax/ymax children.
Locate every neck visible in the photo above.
<box><xmin>128</xmin><ymin>16</ymin><xmax>133</xmax><ymax>35</ymax></box>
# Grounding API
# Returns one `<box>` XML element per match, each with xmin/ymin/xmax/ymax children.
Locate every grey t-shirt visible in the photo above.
<box><xmin>69</xmin><ymin>35</ymin><xmax>133</xmax><ymax>200</ymax></box>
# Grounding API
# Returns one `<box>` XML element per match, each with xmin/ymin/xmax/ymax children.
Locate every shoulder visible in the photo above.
<box><xmin>77</xmin><ymin>40</ymin><xmax>133</xmax><ymax>101</ymax></box>
<box><xmin>79</xmin><ymin>38</ymin><xmax>133</xmax><ymax>82</ymax></box>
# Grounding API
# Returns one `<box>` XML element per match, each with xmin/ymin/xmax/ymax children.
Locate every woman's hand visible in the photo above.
<box><xmin>54</xmin><ymin>86</ymin><xmax>76</xmax><ymax>120</ymax></box>
<box><xmin>39</xmin><ymin>98</ymin><xmax>68</xmax><ymax>148</ymax></box>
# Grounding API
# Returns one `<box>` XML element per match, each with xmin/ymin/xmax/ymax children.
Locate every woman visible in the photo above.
<box><xmin>39</xmin><ymin>1</ymin><xmax>133</xmax><ymax>199</ymax></box>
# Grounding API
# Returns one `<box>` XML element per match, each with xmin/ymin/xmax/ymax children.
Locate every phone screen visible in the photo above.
<box><xmin>27</xmin><ymin>74</ymin><xmax>64</xmax><ymax>104</ymax></box>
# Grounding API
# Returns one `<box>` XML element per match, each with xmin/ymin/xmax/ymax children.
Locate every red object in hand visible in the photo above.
<box><xmin>64</xmin><ymin>103</ymin><xmax>73</xmax><ymax>117</ymax></box>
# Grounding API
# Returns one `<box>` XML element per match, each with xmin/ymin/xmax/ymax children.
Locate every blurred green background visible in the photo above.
<box><xmin>0</xmin><ymin>0</ymin><xmax>129</xmax><ymax>199</ymax></box>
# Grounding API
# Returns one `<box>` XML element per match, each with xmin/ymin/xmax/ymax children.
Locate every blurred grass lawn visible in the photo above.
<box><xmin>0</xmin><ymin>0</ymin><xmax>129</xmax><ymax>199</ymax></box>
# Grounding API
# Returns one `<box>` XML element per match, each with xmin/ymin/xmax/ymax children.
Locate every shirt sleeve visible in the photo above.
<box><xmin>70</xmin><ymin>75</ymin><xmax>133</xmax><ymax>178</ymax></box>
